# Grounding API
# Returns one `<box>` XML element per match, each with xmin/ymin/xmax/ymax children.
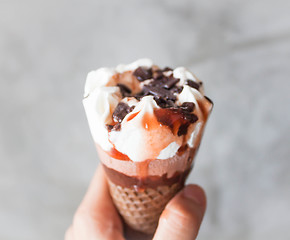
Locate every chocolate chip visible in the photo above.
<box><xmin>143</xmin><ymin>85</ymin><xmax>176</xmax><ymax>101</ymax></box>
<box><xmin>112</xmin><ymin>102</ymin><xmax>131</xmax><ymax>122</ymax></box>
<box><xmin>106</xmin><ymin>123</ymin><xmax>122</xmax><ymax>131</ymax></box>
<box><xmin>133</xmin><ymin>93</ymin><xmax>144</xmax><ymax>100</ymax></box>
<box><xmin>106</xmin><ymin>124</ymin><xmax>114</xmax><ymax>131</ymax></box>
<box><xmin>133</xmin><ymin>67</ymin><xmax>152</xmax><ymax>81</ymax></box>
<box><xmin>154</xmin><ymin>97</ymin><xmax>176</xmax><ymax>108</ymax></box>
<box><xmin>178</xmin><ymin>123</ymin><xmax>190</xmax><ymax>136</ymax></box>
<box><xmin>146</xmin><ymin>79</ymin><xmax>160</xmax><ymax>87</ymax></box>
<box><xmin>163</xmin><ymin>76</ymin><xmax>179</xmax><ymax>89</ymax></box>
<box><xmin>186</xmin><ymin>80</ymin><xmax>200</xmax><ymax>90</ymax></box>
<box><xmin>183</xmin><ymin>113</ymin><xmax>198</xmax><ymax>123</ymax></box>
<box><xmin>134</xmin><ymin>88</ymin><xmax>151</xmax><ymax>100</ymax></box>
<box><xmin>117</xmin><ymin>83</ymin><xmax>132</xmax><ymax>97</ymax></box>
<box><xmin>153</xmin><ymin>70</ymin><xmax>163</xmax><ymax>80</ymax></box>
<box><xmin>180</xmin><ymin>102</ymin><xmax>195</xmax><ymax>112</ymax></box>
<box><xmin>112</xmin><ymin>123</ymin><xmax>121</xmax><ymax>131</ymax></box>
<box><xmin>171</xmin><ymin>86</ymin><xmax>183</xmax><ymax>93</ymax></box>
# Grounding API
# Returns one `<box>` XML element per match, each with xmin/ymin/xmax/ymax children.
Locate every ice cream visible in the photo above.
<box><xmin>83</xmin><ymin>59</ymin><xmax>212</xmax><ymax>161</ymax></box>
<box><xmin>83</xmin><ymin>58</ymin><xmax>213</xmax><ymax>233</ymax></box>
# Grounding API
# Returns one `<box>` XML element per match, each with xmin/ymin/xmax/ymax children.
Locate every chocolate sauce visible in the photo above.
<box><xmin>154</xmin><ymin>108</ymin><xmax>198</xmax><ymax>136</ymax></box>
<box><xmin>103</xmin><ymin>164</ymin><xmax>192</xmax><ymax>191</ymax></box>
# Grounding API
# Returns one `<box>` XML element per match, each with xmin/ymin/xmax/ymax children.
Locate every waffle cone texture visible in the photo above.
<box><xmin>107</xmin><ymin>180</ymin><xmax>183</xmax><ymax>234</ymax></box>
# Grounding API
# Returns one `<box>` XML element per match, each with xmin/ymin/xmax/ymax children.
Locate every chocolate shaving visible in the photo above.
<box><xmin>129</xmin><ymin>105</ymin><xmax>135</xmax><ymax>112</ymax></box>
<box><xmin>143</xmin><ymin>85</ymin><xmax>176</xmax><ymax>101</ymax></box>
<box><xmin>117</xmin><ymin>83</ymin><xmax>132</xmax><ymax>97</ymax></box>
<box><xmin>133</xmin><ymin>91</ymin><xmax>146</xmax><ymax>100</ymax></box>
<box><xmin>112</xmin><ymin>123</ymin><xmax>121</xmax><ymax>131</ymax></box>
<box><xmin>112</xmin><ymin>102</ymin><xmax>132</xmax><ymax>123</ymax></box>
<box><xmin>133</xmin><ymin>67</ymin><xmax>152</xmax><ymax>81</ymax></box>
<box><xmin>105</xmin><ymin>123</ymin><xmax>122</xmax><ymax>131</ymax></box>
<box><xmin>183</xmin><ymin>113</ymin><xmax>198</xmax><ymax>123</ymax></box>
<box><xmin>132</xmin><ymin>66</ymin><xmax>181</xmax><ymax>104</ymax></box>
<box><xmin>186</xmin><ymin>80</ymin><xmax>200</xmax><ymax>90</ymax></box>
<box><xmin>178</xmin><ymin>123</ymin><xmax>190</xmax><ymax>136</ymax></box>
<box><xmin>147</xmin><ymin>78</ymin><xmax>164</xmax><ymax>88</ymax></box>
<box><xmin>171</xmin><ymin>86</ymin><xmax>183</xmax><ymax>93</ymax></box>
<box><xmin>106</xmin><ymin>124</ymin><xmax>114</xmax><ymax>131</ymax></box>
<box><xmin>154</xmin><ymin>97</ymin><xmax>176</xmax><ymax>108</ymax></box>
<box><xmin>163</xmin><ymin>76</ymin><xmax>179</xmax><ymax>89</ymax></box>
<box><xmin>153</xmin><ymin>70</ymin><xmax>163</xmax><ymax>80</ymax></box>
<box><xmin>107</xmin><ymin>64</ymin><xmax>206</xmax><ymax>137</ymax></box>
<box><xmin>180</xmin><ymin>102</ymin><xmax>195</xmax><ymax>112</ymax></box>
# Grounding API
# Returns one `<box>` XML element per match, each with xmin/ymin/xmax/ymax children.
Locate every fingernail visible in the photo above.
<box><xmin>183</xmin><ymin>185</ymin><xmax>204</xmax><ymax>205</ymax></box>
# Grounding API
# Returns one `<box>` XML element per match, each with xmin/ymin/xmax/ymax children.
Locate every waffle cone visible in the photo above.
<box><xmin>107</xmin><ymin>180</ymin><xmax>183</xmax><ymax>234</ymax></box>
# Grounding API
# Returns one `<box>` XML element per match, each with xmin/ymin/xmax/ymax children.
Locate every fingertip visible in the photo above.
<box><xmin>153</xmin><ymin>184</ymin><xmax>207</xmax><ymax>240</ymax></box>
<box><xmin>183</xmin><ymin>184</ymin><xmax>207</xmax><ymax>208</ymax></box>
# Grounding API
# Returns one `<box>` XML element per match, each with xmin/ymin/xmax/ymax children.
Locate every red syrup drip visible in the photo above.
<box><xmin>107</xmin><ymin>147</ymin><xmax>130</xmax><ymax>161</ymax></box>
<box><xmin>134</xmin><ymin>160</ymin><xmax>151</xmax><ymax>192</ymax></box>
<box><xmin>141</xmin><ymin>112</ymin><xmax>160</xmax><ymax>130</ymax></box>
<box><xmin>127</xmin><ymin>111</ymin><xmax>139</xmax><ymax>121</ymax></box>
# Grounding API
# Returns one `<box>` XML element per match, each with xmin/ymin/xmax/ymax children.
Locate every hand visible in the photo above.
<box><xmin>65</xmin><ymin>165</ymin><xmax>206</xmax><ymax>240</ymax></box>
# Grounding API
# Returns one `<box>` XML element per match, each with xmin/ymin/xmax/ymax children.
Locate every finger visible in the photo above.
<box><xmin>72</xmin><ymin>165</ymin><xmax>125</xmax><ymax>240</ymax></box>
<box><xmin>64</xmin><ymin>226</ymin><xmax>74</xmax><ymax>240</ymax></box>
<box><xmin>153</xmin><ymin>184</ymin><xmax>206</xmax><ymax>240</ymax></box>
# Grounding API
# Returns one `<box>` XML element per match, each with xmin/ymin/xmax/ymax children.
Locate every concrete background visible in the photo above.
<box><xmin>1</xmin><ymin>0</ymin><xmax>290</xmax><ymax>239</ymax></box>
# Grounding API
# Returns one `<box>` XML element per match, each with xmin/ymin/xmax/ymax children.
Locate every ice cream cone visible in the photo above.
<box><xmin>83</xmin><ymin>59</ymin><xmax>213</xmax><ymax>235</ymax></box>
<box><xmin>108</xmin><ymin>180</ymin><xmax>182</xmax><ymax>234</ymax></box>
<box><xmin>97</xmin><ymin>145</ymin><xmax>194</xmax><ymax>234</ymax></box>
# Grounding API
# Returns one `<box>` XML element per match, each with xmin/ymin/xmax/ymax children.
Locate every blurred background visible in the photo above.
<box><xmin>1</xmin><ymin>0</ymin><xmax>290</xmax><ymax>239</ymax></box>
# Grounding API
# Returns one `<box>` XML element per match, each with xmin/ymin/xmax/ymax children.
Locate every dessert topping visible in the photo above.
<box><xmin>117</xmin><ymin>83</ymin><xmax>132</xmax><ymax>97</ymax></box>
<box><xmin>180</xmin><ymin>102</ymin><xmax>195</xmax><ymax>112</ymax></box>
<box><xmin>110</xmin><ymin>67</ymin><xmax>201</xmax><ymax>135</ymax></box>
<box><xmin>133</xmin><ymin>67</ymin><xmax>153</xmax><ymax>81</ymax></box>
<box><xmin>112</xmin><ymin>102</ymin><xmax>134</xmax><ymax>123</ymax></box>
<box><xmin>186</xmin><ymin>79</ymin><xmax>201</xmax><ymax>90</ymax></box>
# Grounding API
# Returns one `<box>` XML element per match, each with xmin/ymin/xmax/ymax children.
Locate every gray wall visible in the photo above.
<box><xmin>1</xmin><ymin>0</ymin><xmax>290</xmax><ymax>239</ymax></box>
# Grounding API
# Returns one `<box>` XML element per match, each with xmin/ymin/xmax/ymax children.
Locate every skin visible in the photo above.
<box><xmin>65</xmin><ymin>165</ymin><xmax>206</xmax><ymax>240</ymax></box>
